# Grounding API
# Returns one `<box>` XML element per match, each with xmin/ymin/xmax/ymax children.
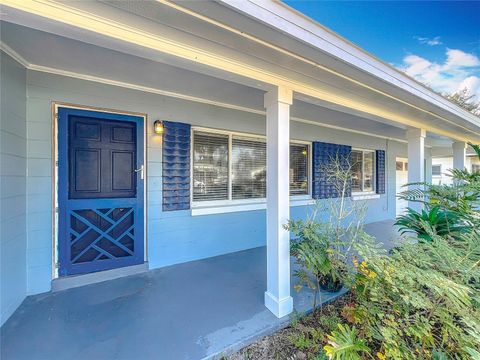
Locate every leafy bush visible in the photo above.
<box><xmin>288</xmin><ymin>214</ymin><xmax>332</xmax><ymax>308</ymax></box>
<box><xmin>319</xmin><ymin>144</ymin><xmax>480</xmax><ymax>359</ymax></box>
<box><xmin>350</xmin><ymin>230</ymin><xmax>480</xmax><ymax>359</ymax></box>
<box><xmin>323</xmin><ymin>324</ymin><xmax>370</xmax><ymax>360</ymax></box>
<box><xmin>395</xmin><ymin>206</ymin><xmax>467</xmax><ymax>242</ymax></box>
<box><xmin>287</xmin><ymin>154</ymin><xmax>371</xmax><ymax>308</ymax></box>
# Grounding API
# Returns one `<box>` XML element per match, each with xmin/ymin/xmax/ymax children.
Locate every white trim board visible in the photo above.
<box><xmin>0</xmin><ymin>1</ymin><xmax>477</xmax><ymax>142</ymax></box>
<box><xmin>219</xmin><ymin>0</ymin><xmax>479</xmax><ymax>125</ymax></box>
<box><xmin>1</xmin><ymin>41</ymin><xmax>431</xmax><ymax>145</ymax></box>
<box><xmin>191</xmin><ymin>199</ymin><xmax>316</xmax><ymax>216</ymax></box>
<box><xmin>51</xmin><ymin>263</ymin><xmax>149</xmax><ymax>292</ymax></box>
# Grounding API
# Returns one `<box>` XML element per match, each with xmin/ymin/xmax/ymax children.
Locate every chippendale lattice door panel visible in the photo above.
<box><xmin>57</xmin><ymin>107</ymin><xmax>144</xmax><ymax>276</ymax></box>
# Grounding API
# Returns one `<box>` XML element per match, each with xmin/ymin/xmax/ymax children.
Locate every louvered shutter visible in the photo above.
<box><xmin>162</xmin><ymin>121</ymin><xmax>191</xmax><ymax>211</ymax></box>
<box><xmin>376</xmin><ymin>150</ymin><xmax>386</xmax><ymax>194</ymax></box>
<box><xmin>312</xmin><ymin>142</ymin><xmax>352</xmax><ymax>199</ymax></box>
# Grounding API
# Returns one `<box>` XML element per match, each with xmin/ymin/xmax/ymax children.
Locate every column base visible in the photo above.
<box><xmin>265</xmin><ymin>291</ymin><xmax>293</xmax><ymax>318</ymax></box>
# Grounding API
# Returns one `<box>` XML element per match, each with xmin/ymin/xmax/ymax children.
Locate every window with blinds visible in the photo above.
<box><xmin>232</xmin><ymin>136</ymin><xmax>266</xmax><ymax>199</ymax></box>
<box><xmin>432</xmin><ymin>164</ymin><xmax>442</xmax><ymax>176</ymax></box>
<box><xmin>364</xmin><ymin>151</ymin><xmax>374</xmax><ymax>192</ymax></box>
<box><xmin>192</xmin><ymin>129</ymin><xmax>311</xmax><ymax>203</ymax></box>
<box><xmin>351</xmin><ymin>149</ymin><xmax>375</xmax><ymax>193</ymax></box>
<box><xmin>351</xmin><ymin>150</ymin><xmax>363</xmax><ymax>192</ymax></box>
<box><xmin>192</xmin><ymin>132</ymin><xmax>229</xmax><ymax>201</ymax></box>
<box><xmin>290</xmin><ymin>144</ymin><xmax>309</xmax><ymax>195</ymax></box>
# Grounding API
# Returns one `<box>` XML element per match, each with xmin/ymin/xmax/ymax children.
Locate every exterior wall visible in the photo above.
<box><xmin>0</xmin><ymin>52</ymin><xmax>27</xmax><ymax>325</ymax></box>
<box><xmin>25</xmin><ymin>71</ymin><xmax>404</xmax><ymax>294</ymax></box>
<box><xmin>432</xmin><ymin>156</ymin><xmax>480</xmax><ymax>185</ymax></box>
<box><xmin>471</xmin><ymin>157</ymin><xmax>480</xmax><ymax>170</ymax></box>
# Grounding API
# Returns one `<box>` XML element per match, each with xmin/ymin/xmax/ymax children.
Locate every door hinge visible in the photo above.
<box><xmin>55</xmin><ymin>113</ymin><xmax>58</xmax><ymax>121</ymax></box>
<box><xmin>55</xmin><ymin>207</ymin><xmax>59</xmax><ymax>213</ymax></box>
<box><xmin>55</xmin><ymin>160</ymin><xmax>59</xmax><ymax>166</ymax></box>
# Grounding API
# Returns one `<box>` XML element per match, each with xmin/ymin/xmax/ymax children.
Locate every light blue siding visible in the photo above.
<box><xmin>19</xmin><ymin>71</ymin><xmax>404</xmax><ymax>297</ymax></box>
<box><xmin>149</xmin><ymin>210</ymin><xmax>267</xmax><ymax>268</ymax></box>
<box><xmin>1</xmin><ymin>52</ymin><xmax>27</xmax><ymax>326</ymax></box>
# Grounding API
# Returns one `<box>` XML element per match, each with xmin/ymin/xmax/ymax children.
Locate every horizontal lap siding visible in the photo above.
<box><xmin>24</xmin><ymin>71</ymin><xmax>399</xmax><ymax>293</ymax></box>
<box><xmin>1</xmin><ymin>52</ymin><xmax>27</xmax><ymax>326</ymax></box>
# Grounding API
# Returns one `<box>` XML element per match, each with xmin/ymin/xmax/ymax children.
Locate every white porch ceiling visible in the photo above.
<box><xmin>0</xmin><ymin>0</ymin><xmax>478</xmax><ymax>146</ymax></box>
<box><xmin>1</xmin><ymin>21</ymin><xmax>414</xmax><ymax>144</ymax></box>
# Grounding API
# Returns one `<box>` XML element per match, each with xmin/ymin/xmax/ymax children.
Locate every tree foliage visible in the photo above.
<box><xmin>445</xmin><ymin>88</ymin><xmax>480</xmax><ymax>116</ymax></box>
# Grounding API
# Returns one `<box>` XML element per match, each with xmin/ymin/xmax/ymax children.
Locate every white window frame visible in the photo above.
<box><xmin>190</xmin><ymin>126</ymin><xmax>312</xmax><ymax>212</ymax></box>
<box><xmin>351</xmin><ymin>148</ymin><xmax>376</xmax><ymax>195</ymax></box>
<box><xmin>432</xmin><ymin>164</ymin><xmax>442</xmax><ymax>177</ymax></box>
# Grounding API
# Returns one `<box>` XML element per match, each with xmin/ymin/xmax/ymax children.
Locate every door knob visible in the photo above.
<box><xmin>134</xmin><ymin>165</ymin><xmax>144</xmax><ymax>180</ymax></box>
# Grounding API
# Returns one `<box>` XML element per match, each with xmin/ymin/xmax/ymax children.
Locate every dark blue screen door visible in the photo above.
<box><xmin>58</xmin><ymin>107</ymin><xmax>144</xmax><ymax>276</ymax></box>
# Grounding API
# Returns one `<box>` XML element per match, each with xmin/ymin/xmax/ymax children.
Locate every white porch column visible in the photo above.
<box><xmin>452</xmin><ymin>141</ymin><xmax>467</xmax><ymax>170</ymax></box>
<box><xmin>425</xmin><ymin>148</ymin><xmax>432</xmax><ymax>184</ymax></box>
<box><xmin>264</xmin><ymin>86</ymin><xmax>293</xmax><ymax>318</ymax></box>
<box><xmin>407</xmin><ymin>128</ymin><xmax>426</xmax><ymax>212</ymax></box>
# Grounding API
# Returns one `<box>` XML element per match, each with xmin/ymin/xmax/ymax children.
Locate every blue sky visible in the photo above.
<box><xmin>285</xmin><ymin>1</ymin><xmax>480</xmax><ymax>99</ymax></box>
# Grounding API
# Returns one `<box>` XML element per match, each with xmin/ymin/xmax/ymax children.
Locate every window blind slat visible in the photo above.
<box><xmin>193</xmin><ymin>130</ymin><xmax>311</xmax><ymax>202</ymax></box>
<box><xmin>364</xmin><ymin>151</ymin><xmax>374</xmax><ymax>192</ymax></box>
<box><xmin>351</xmin><ymin>150</ymin><xmax>363</xmax><ymax>192</ymax></box>
<box><xmin>232</xmin><ymin>136</ymin><xmax>266</xmax><ymax>199</ymax></box>
<box><xmin>193</xmin><ymin>132</ymin><xmax>229</xmax><ymax>201</ymax></box>
<box><xmin>352</xmin><ymin>149</ymin><xmax>376</xmax><ymax>193</ymax></box>
<box><xmin>290</xmin><ymin>144</ymin><xmax>309</xmax><ymax>195</ymax></box>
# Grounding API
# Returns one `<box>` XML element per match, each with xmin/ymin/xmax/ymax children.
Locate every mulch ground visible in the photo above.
<box><xmin>227</xmin><ymin>295</ymin><xmax>350</xmax><ymax>360</ymax></box>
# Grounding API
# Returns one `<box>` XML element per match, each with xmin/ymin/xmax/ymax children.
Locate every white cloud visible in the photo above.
<box><xmin>414</xmin><ymin>36</ymin><xmax>442</xmax><ymax>46</ymax></box>
<box><xmin>459</xmin><ymin>76</ymin><xmax>480</xmax><ymax>96</ymax></box>
<box><xmin>445</xmin><ymin>49</ymin><xmax>480</xmax><ymax>68</ymax></box>
<box><xmin>398</xmin><ymin>48</ymin><xmax>480</xmax><ymax>100</ymax></box>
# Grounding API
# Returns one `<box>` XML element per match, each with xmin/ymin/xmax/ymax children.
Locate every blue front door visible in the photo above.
<box><xmin>58</xmin><ymin>107</ymin><xmax>145</xmax><ymax>276</ymax></box>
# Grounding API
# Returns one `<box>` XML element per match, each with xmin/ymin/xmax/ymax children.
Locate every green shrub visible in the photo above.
<box><xmin>395</xmin><ymin>206</ymin><xmax>468</xmax><ymax>242</ymax></box>
<box><xmin>349</xmin><ymin>227</ymin><xmax>480</xmax><ymax>359</ymax></box>
<box><xmin>323</xmin><ymin>324</ymin><xmax>370</xmax><ymax>360</ymax></box>
<box><xmin>321</xmin><ymin>143</ymin><xmax>480</xmax><ymax>359</ymax></box>
<box><xmin>287</xmin><ymin>154</ymin><xmax>372</xmax><ymax>308</ymax></box>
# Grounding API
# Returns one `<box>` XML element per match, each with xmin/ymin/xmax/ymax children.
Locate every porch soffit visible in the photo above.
<box><xmin>0</xmin><ymin>22</ymin><xmax>419</xmax><ymax>145</ymax></box>
<box><xmin>1</xmin><ymin>0</ymin><xmax>479</xmax><ymax>143</ymax></box>
<box><xmin>203</xmin><ymin>0</ymin><xmax>480</xmax><ymax>128</ymax></box>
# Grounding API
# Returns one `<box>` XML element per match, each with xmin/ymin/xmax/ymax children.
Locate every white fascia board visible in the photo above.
<box><xmin>218</xmin><ymin>0</ymin><xmax>480</xmax><ymax>127</ymax></box>
<box><xmin>2</xmin><ymin>0</ymin><xmax>479</xmax><ymax>141</ymax></box>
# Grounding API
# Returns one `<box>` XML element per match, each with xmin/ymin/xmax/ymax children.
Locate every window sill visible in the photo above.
<box><xmin>191</xmin><ymin>197</ymin><xmax>315</xmax><ymax>216</ymax></box>
<box><xmin>352</xmin><ymin>193</ymin><xmax>380</xmax><ymax>201</ymax></box>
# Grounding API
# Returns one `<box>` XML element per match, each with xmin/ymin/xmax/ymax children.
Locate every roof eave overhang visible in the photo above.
<box><xmin>1</xmin><ymin>0</ymin><xmax>479</xmax><ymax>143</ymax></box>
<box><xmin>216</xmin><ymin>0</ymin><xmax>480</xmax><ymax>128</ymax></box>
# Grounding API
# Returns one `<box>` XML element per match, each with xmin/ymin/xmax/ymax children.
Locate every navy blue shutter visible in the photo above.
<box><xmin>312</xmin><ymin>142</ymin><xmax>352</xmax><ymax>199</ymax></box>
<box><xmin>376</xmin><ymin>150</ymin><xmax>386</xmax><ymax>194</ymax></box>
<box><xmin>162</xmin><ymin>121</ymin><xmax>191</xmax><ymax>211</ymax></box>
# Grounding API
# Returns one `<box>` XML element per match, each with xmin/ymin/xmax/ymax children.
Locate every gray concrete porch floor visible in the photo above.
<box><xmin>1</xmin><ymin>220</ymin><xmax>399</xmax><ymax>360</ymax></box>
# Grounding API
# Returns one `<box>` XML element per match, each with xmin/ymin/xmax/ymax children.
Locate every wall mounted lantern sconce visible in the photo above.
<box><xmin>153</xmin><ymin>120</ymin><xmax>164</xmax><ymax>135</ymax></box>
